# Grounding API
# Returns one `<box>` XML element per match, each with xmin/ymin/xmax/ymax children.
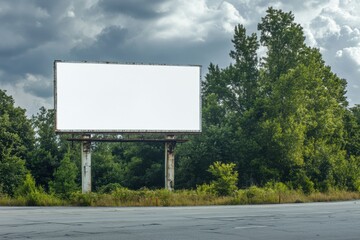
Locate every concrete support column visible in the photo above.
<box><xmin>165</xmin><ymin>135</ymin><xmax>176</xmax><ymax>191</ymax></box>
<box><xmin>81</xmin><ymin>134</ymin><xmax>91</xmax><ymax>193</ymax></box>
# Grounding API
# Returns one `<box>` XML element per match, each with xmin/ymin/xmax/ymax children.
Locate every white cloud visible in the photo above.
<box><xmin>310</xmin><ymin>15</ymin><xmax>341</xmax><ymax>39</ymax></box>
<box><xmin>0</xmin><ymin>82</ymin><xmax>52</xmax><ymax>117</ymax></box>
<box><xmin>150</xmin><ymin>0</ymin><xmax>245</xmax><ymax>41</ymax></box>
<box><xmin>342</xmin><ymin>47</ymin><xmax>360</xmax><ymax>66</ymax></box>
<box><xmin>67</xmin><ymin>10</ymin><xmax>75</xmax><ymax>18</ymax></box>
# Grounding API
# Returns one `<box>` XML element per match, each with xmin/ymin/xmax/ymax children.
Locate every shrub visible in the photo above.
<box><xmin>196</xmin><ymin>183</ymin><xmax>216</xmax><ymax>195</ymax></box>
<box><xmin>208</xmin><ymin>161</ymin><xmax>238</xmax><ymax>196</ymax></box>
<box><xmin>112</xmin><ymin>187</ymin><xmax>139</xmax><ymax>203</ymax></box>
<box><xmin>154</xmin><ymin>189</ymin><xmax>171</xmax><ymax>206</ymax></box>
<box><xmin>70</xmin><ymin>192</ymin><xmax>99</xmax><ymax>206</ymax></box>
<box><xmin>354</xmin><ymin>179</ymin><xmax>360</xmax><ymax>192</ymax></box>
<box><xmin>265</xmin><ymin>181</ymin><xmax>290</xmax><ymax>203</ymax></box>
<box><xmin>98</xmin><ymin>183</ymin><xmax>123</xmax><ymax>194</ymax></box>
<box><xmin>15</xmin><ymin>173</ymin><xmax>63</xmax><ymax>206</ymax></box>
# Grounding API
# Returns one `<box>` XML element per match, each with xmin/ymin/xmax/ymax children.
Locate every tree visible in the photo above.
<box><xmin>50</xmin><ymin>151</ymin><xmax>78</xmax><ymax>198</ymax></box>
<box><xmin>249</xmin><ymin>9</ymin><xmax>348</xmax><ymax>190</ymax></box>
<box><xmin>117</xmin><ymin>142</ymin><xmax>164</xmax><ymax>189</ymax></box>
<box><xmin>0</xmin><ymin>89</ymin><xmax>34</xmax><ymax>196</ymax></box>
<box><xmin>258</xmin><ymin>7</ymin><xmax>305</xmax><ymax>82</ymax></box>
<box><xmin>343</xmin><ymin>105</ymin><xmax>360</xmax><ymax>190</ymax></box>
<box><xmin>0</xmin><ymin>148</ymin><xmax>28</xmax><ymax>196</ymax></box>
<box><xmin>90</xmin><ymin>141</ymin><xmax>165</xmax><ymax>190</ymax></box>
<box><xmin>345</xmin><ymin>105</ymin><xmax>360</xmax><ymax>157</ymax></box>
<box><xmin>29</xmin><ymin>107</ymin><xmax>78</xmax><ymax>191</ymax></box>
<box><xmin>181</xmin><ymin>7</ymin><xmax>350</xmax><ymax>192</ymax></box>
<box><xmin>92</xmin><ymin>142</ymin><xmax>124</xmax><ymax>190</ymax></box>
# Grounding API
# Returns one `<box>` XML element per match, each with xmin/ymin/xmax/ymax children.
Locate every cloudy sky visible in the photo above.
<box><xmin>0</xmin><ymin>0</ymin><xmax>359</xmax><ymax>116</ymax></box>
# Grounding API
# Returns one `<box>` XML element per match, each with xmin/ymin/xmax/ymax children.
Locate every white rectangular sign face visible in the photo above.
<box><xmin>54</xmin><ymin>61</ymin><xmax>201</xmax><ymax>133</ymax></box>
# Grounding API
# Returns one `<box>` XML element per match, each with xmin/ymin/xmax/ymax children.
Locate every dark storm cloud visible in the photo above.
<box><xmin>0</xmin><ymin>0</ymin><xmax>69</xmax><ymax>78</ymax></box>
<box><xmin>72</xmin><ymin>23</ymin><xmax>233</xmax><ymax>75</ymax></box>
<box><xmin>97</xmin><ymin>0</ymin><xmax>167</xmax><ymax>19</ymax></box>
<box><xmin>0</xmin><ymin>0</ymin><xmax>359</xmax><ymax>115</ymax></box>
<box><xmin>22</xmin><ymin>73</ymin><xmax>52</xmax><ymax>98</ymax></box>
<box><xmin>72</xmin><ymin>26</ymin><xmax>130</xmax><ymax>62</ymax></box>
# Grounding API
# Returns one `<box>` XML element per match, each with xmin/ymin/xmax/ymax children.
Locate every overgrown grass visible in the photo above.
<box><xmin>1</xmin><ymin>187</ymin><xmax>359</xmax><ymax>207</ymax></box>
<box><xmin>68</xmin><ymin>188</ymin><xmax>229</xmax><ymax>207</ymax></box>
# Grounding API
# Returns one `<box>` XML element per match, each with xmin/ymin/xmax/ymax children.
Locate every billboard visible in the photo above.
<box><xmin>54</xmin><ymin>61</ymin><xmax>201</xmax><ymax>133</ymax></box>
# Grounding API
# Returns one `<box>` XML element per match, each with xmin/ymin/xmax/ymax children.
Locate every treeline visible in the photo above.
<box><xmin>1</xmin><ymin>8</ymin><xmax>360</xmax><ymax>200</ymax></box>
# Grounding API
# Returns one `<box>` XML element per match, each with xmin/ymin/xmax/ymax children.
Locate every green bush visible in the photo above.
<box><xmin>208</xmin><ymin>161</ymin><xmax>238</xmax><ymax>196</ymax></box>
<box><xmin>154</xmin><ymin>189</ymin><xmax>171</xmax><ymax>206</ymax></box>
<box><xmin>196</xmin><ymin>183</ymin><xmax>216</xmax><ymax>195</ymax></box>
<box><xmin>232</xmin><ymin>189</ymin><xmax>248</xmax><ymax>204</ymax></box>
<box><xmin>70</xmin><ymin>192</ymin><xmax>99</xmax><ymax>206</ymax></box>
<box><xmin>112</xmin><ymin>187</ymin><xmax>139</xmax><ymax>203</ymax></box>
<box><xmin>15</xmin><ymin>173</ymin><xmax>63</xmax><ymax>206</ymax></box>
<box><xmin>354</xmin><ymin>179</ymin><xmax>360</xmax><ymax>192</ymax></box>
<box><xmin>245</xmin><ymin>186</ymin><xmax>279</xmax><ymax>204</ymax></box>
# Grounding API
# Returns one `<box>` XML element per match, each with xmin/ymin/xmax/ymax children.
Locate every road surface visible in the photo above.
<box><xmin>0</xmin><ymin>201</ymin><xmax>359</xmax><ymax>239</ymax></box>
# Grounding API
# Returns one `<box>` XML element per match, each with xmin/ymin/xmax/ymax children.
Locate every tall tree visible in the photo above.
<box><xmin>180</xmin><ymin>8</ymin><xmax>350</xmax><ymax>192</ymax></box>
<box><xmin>254</xmin><ymin>9</ymin><xmax>348</xmax><ymax>190</ymax></box>
<box><xmin>0</xmin><ymin>89</ymin><xmax>34</xmax><ymax>195</ymax></box>
<box><xmin>30</xmin><ymin>107</ymin><xmax>69</xmax><ymax>190</ymax></box>
<box><xmin>50</xmin><ymin>150</ymin><xmax>79</xmax><ymax>198</ymax></box>
<box><xmin>29</xmin><ymin>107</ymin><xmax>60</xmax><ymax>189</ymax></box>
<box><xmin>258</xmin><ymin>7</ymin><xmax>305</xmax><ymax>82</ymax></box>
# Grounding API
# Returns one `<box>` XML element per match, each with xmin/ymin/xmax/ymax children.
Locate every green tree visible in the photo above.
<box><xmin>176</xmin><ymin>123</ymin><xmax>236</xmax><ymax>188</ymax></box>
<box><xmin>0</xmin><ymin>89</ymin><xmax>34</xmax><ymax>196</ymax></box>
<box><xmin>92</xmin><ymin>142</ymin><xmax>124</xmax><ymax>190</ymax></box>
<box><xmin>117</xmin><ymin>142</ymin><xmax>164</xmax><ymax>189</ymax></box>
<box><xmin>91</xmin><ymin>141</ymin><xmax>164</xmax><ymax>190</ymax></box>
<box><xmin>258</xmin><ymin>7</ymin><xmax>305</xmax><ymax>81</ymax></box>
<box><xmin>29</xmin><ymin>107</ymin><xmax>60</xmax><ymax>190</ymax></box>
<box><xmin>50</xmin><ymin>151</ymin><xmax>78</xmax><ymax>198</ymax></box>
<box><xmin>251</xmin><ymin>9</ymin><xmax>348</xmax><ymax>190</ymax></box>
<box><xmin>0</xmin><ymin>148</ymin><xmax>28</xmax><ymax>196</ymax></box>
<box><xmin>345</xmin><ymin>105</ymin><xmax>360</xmax><ymax>157</ymax></box>
<box><xmin>343</xmin><ymin>105</ymin><xmax>360</xmax><ymax>190</ymax></box>
<box><xmin>182</xmin><ymin>7</ymin><xmax>350</xmax><ymax>192</ymax></box>
<box><xmin>29</xmin><ymin>107</ymin><xmax>79</xmax><ymax>191</ymax></box>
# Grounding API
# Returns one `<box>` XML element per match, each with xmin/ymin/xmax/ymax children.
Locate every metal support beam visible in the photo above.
<box><xmin>81</xmin><ymin>134</ymin><xmax>91</xmax><ymax>193</ymax></box>
<box><xmin>165</xmin><ymin>135</ymin><xmax>176</xmax><ymax>191</ymax></box>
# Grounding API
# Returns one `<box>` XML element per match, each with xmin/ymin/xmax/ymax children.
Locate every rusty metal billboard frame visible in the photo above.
<box><xmin>54</xmin><ymin>60</ymin><xmax>202</xmax><ymax>135</ymax></box>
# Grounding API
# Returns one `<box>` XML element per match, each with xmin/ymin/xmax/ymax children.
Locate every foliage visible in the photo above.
<box><xmin>3</xmin><ymin>184</ymin><xmax>359</xmax><ymax>207</ymax></box>
<box><xmin>207</xmin><ymin>161</ymin><xmax>238</xmax><ymax>196</ymax></box>
<box><xmin>177</xmin><ymin>7</ymin><xmax>353</xmax><ymax>193</ymax></box>
<box><xmin>69</xmin><ymin>192</ymin><xmax>99</xmax><ymax>206</ymax></box>
<box><xmin>91</xmin><ymin>142</ymin><xmax>124</xmax><ymax>190</ymax></box>
<box><xmin>97</xmin><ymin>183</ymin><xmax>123</xmax><ymax>194</ymax></box>
<box><xmin>91</xmin><ymin>141</ymin><xmax>164</xmax><ymax>190</ymax></box>
<box><xmin>50</xmin><ymin>151</ymin><xmax>79</xmax><ymax>198</ymax></box>
<box><xmin>15</xmin><ymin>173</ymin><xmax>63</xmax><ymax>206</ymax></box>
<box><xmin>29</xmin><ymin>107</ymin><xmax>78</xmax><ymax>191</ymax></box>
<box><xmin>2</xmin><ymin>7</ymin><xmax>360</xmax><ymax>202</ymax></box>
<box><xmin>0</xmin><ymin>90</ymin><xmax>33</xmax><ymax>196</ymax></box>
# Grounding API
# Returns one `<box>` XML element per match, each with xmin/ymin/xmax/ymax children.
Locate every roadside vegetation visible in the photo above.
<box><xmin>1</xmin><ymin>162</ymin><xmax>359</xmax><ymax>207</ymax></box>
<box><xmin>1</xmin><ymin>8</ymin><xmax>360</xmax><ymax>206</ymax></box>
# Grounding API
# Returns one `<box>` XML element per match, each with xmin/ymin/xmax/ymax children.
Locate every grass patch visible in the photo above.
<box><xmin>1</xmin><ymin>186</ymin><xmax>359</xmax><ymax>207</ymax></box>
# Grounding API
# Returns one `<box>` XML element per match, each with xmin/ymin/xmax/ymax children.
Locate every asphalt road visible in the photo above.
<box><xmin>0</xmin><ymin>201</ymin><xmax>359</xmax><ymax>240</ymax></box>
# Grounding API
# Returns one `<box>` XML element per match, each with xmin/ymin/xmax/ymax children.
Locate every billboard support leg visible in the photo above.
<box><xmin>81</xmin><ymin>134</ymin><xmax>91</xmax><ymax>193</ymax></box>
<box><xmin>165</xmin><ymin>135</ymin><xmax>176</xmax><ymax>191</ymax></box>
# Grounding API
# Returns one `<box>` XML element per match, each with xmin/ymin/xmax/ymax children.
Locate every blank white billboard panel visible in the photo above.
<box><xmin>55</xmin><ymin>61</ymin><xmax>201</xmax><ymax>133</ymax></box>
